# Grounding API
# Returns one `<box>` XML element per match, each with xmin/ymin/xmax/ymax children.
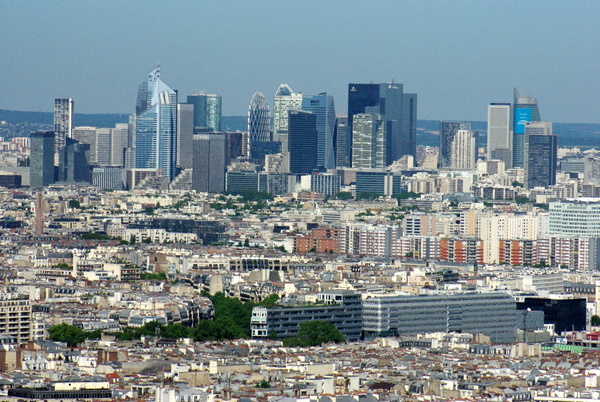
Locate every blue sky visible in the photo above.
<box><xmin>1</xmin><ymin>1</ymin><xmax>599</xmax><ymax>123</ymax></box>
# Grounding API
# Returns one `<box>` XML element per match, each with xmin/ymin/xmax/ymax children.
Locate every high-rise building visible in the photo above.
<box><xmin>513</xmin><ymin>88</ymin><xmax>541</xmax><ymax>168</ymax></box>
<box><xmin>135</xmin><ymin>67</ymin><xmax>178</xmax><ymax>181</ymax></box>
<box><xmin>439</xmin><ymin>122</ymin><xmax>471</xmax><ymax>168</ymax></box>
<box><xmin>524</xmin><ymin>122</ymin><xmax>557</xmax><ymax>189</ymax></box>
<box><xmin>273</xmin><ymin>84</ymin><xmax>303</xmax><ymax>153</ymax></box>
<box><xmin>347</xmin><ymin>82</ymin><xmax>415</xmax><ymax>165</ymax></box>
<box><xmin>450</xmin><ymin>129</ymin><xmax>476</xmax><ymax>170</ymax></box>
<box><xmin>186</xmin><ymin>93</ymin><xmax>222</xmax><ymax>132</ymax></box>
<box><xmin>352</xmin><ymin>113</ymin><xmax>385</xmax><ymax>169</ymax></box>
<box><xmin>248</xmin><ymin>92</ymin><xmax>272</xmax><ymax>161</ymax></box>
<box><xmin>487</xmin><ymin>103</ymin><xmax>513</xmax><ymax>168</ymax></box>
<box><xmin>288</xmin><ymin>110</ymin><xmax>317</xmax><ymax>174</ymax></box>
<box><xmin>301</xmin><ymin>94</ymin><xmax>336</xmax><ymax>169</ymax></box>
<box><xmin>335</xmin><ymin>116</ymin><xmax>349</xmax><ymax>167</ymax></box>
<box><xmin>30</xmin><ymin>131</ymin><xmax>55</xmax><ymax>187</ymax></box>
<box><xmin>54</xmin><ymin>98</ymin><xmax>74</xmax><ymax>153</ymax></box>
<box><xmin>110</xmin><ymin>123</ymin><xmax>129</xmax><ymax>167</ymax></box>
<box><xmin>58</xmin><ymin>137</ymin><xmax>91</xmax><ymax>183</ymax></box>
<box><xmin>177</xmin><ymin>103</ymin><xmax>194</xmax><ymax>169</ymax></box>
<box><xmin>192</xmin><ymin>133</ymin><xmax>226</xmax><ymax>193</ymax></box>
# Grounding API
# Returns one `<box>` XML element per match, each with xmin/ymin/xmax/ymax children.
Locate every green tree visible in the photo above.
<box><xmin>283</xmin><ymin>320</ymin><xmax>345</xmax><ymax>347</ymax></box>
<box><xmin>244</xmin><ymin>238</ymin><xmax>250</xmax><ymax>247</ymax></box>
<box><xmin>261</xmin><ymin>294</ymin><xmax>280</xmax><ymax>308</ymax></box>
<box><xmin>512</xmin><ymin>181</ymin><xmax>523</xmax><ymax>187</ymax></box>
<box><xmin>256</xmin><ymin>380</ymin><xmax>271</xmax><ymax>388</ymax></box>
<box><xmin>592</xmin><ymin>315</ymin><xmax>600</xmax><ymax>326</ymax></box>
<box><xmin>335</xmin><ymin>191</ymin><xmax>354</xmax><ymax>200</ymax></box>
<box><xmin>48</xmin><ymin>323</ymin><xmax>101</xmax><ymax>347</ymax></box>
<box><xmin>160</xmin><ymin>323</ymin><xmax>190</xmax><ymax>339</ymax></box>
<box><xmin>69</xmin><ymin>199</ymin><xmax>80</xmax><ymax>209</ymax></box>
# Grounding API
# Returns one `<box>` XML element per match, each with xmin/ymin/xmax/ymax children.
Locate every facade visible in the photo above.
<box><xmin>0</xmin><ymin>293</ymin><xmax>31</xmax><ymax>344</ymax></box>
<box><xmin>549</xmin><ymin>199</ymin><xmax>600</xmax><ymax>237</ymax></box>
<box><xmin>487</xmin><ymin>103</ymin><xmax>513</xmax><ymax>168</ymax></box>
<box><xmin>524</xmin><ymin>122</ymin><xmax>557</xmax><ymax>189</ymax></box>
<box><xmin>250</xmin><ymin>291</ymin><xmax>362</xmax><ymax>341</ymax></box>
<box><xmin>450</xmin><ymin>129</ymin><xmax>476</xmax><ymax>170</ymax></box>
<box><xmin>335</xmin><ymin>116</ymin><xmax>350</xmax><ymax>167</ymax></box>
<box><xmin>273</xmin><ymin>84</ymin><xmax>303</xmax><ymax>152</ymax></box>
<box><xmin>186</xmin><ymin>93</ymin><xmax>222</xmax><ymax>132</ymax></box>
<box><xmin>58</xmin><ymin>138</ymin><xmax>91</xmax><ymax>183</ymax></box>
<box><xmin>517</xmin><ymin>297</ymin><xmax>586</xmax><ymax>333</ymax></box>
<box><xmin>30</xmin><ymin>131</ymin><xmax>55</xmax><ymax>187</ymax></box>
<box><xmin>110</xmin><ymin>123</ymin><xmax>129</xmax><ymax>166</ymax></box>
<box><xmin>192</xmin><ymin>133</ymin><xmax>226</xmax><ymax>193</ymax></box>
<box><xmin>309</xmin><ymin>173</ymin><xmax>341</xmax><ymax>197</ymax></box>
<box><xmin>135</xmin><ymin>67</ymin><xmax>178</xmax><ymax>181</ymax></box>
<box><xmin>355</xmin><ymin>171</ymin><xmax>402</xmax><ymax>197</ymax></box>
<box><xmin>288</xmin><ymin>110</ymin><xmax>317</xmax><ymax>174</ymax></box>
<box><xmin>54</xmin><ymin>98</ymin><xmax>74</xmax><ymax>153</ymax></box>
<box><xmin>362</xmin><ymin>292</ymin><xmax>516</xmax><ymax>343</ymax></box>
<box><xmin>439</xmin><ymin>122</ymin><xmax>471</xmax><ymax>168</ymax></box>
<box><xmin>352</xmin><ymin>113</ymin><xmax>385</xmax><ymax>169</ymax></box>
<box><xmin>301</xmin><ymin>94</ymin><xmax>336</xmax><ymax>169</ymax></box>
<box><xmin>248</xmin><ymin>92</ymin><xmax>271</xmax><ymax>159</ymax></box>
<box><xmin>513</xmin><ymin>88</ymin><xmax>541</xmax><ymax>168</ymax></box>
<box><xmin>177</xmin><ymin>103</ymin><xmax>194</xmax><ymax>169</ymax></box>
<box><xmin>92</xmin><ymin>167</ymin><xmax>124</xmax><ymax>190</ymax></box>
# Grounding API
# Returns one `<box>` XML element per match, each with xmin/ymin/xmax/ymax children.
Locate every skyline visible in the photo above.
<box><xmin>2</xmin><ymin>1</ymin><xmax>600</xmax><ymax>123</ymax></box>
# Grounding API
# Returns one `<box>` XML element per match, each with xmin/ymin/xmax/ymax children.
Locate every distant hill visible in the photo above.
<box><xmin>2</xmin><ymin>109</ymin><xmax>600</xmax><ymax>148</ymax></box>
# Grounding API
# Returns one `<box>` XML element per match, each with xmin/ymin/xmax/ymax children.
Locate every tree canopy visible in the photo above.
<box><xmin>282</xmin><ymin>320</ymin><xmax>345</xmax><ymax>347</ymax></box>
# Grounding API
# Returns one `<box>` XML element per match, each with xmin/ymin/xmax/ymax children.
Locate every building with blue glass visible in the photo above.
<box><xmin>301</xmin><ymin>94</ymin><xmax>336</xmax><ymax>169</ymax></box>
<box><xmin>135</xmin><ymin>67</ymin><xmax>178</xmax><ymax>181</ymax></box>
<box><xmin>513</xmin><ymin>88</ymin><xmax>541</xmax><ymax>168</ymax></box>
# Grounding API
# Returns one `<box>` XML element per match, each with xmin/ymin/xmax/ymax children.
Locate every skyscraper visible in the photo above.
<box><xmin>288</xmin><ymin>110</ymin><xmax>317</xmax><ymax>174</ymax></box>
<box><xmin>487</xmin><ymin>103</ymin><xmax>513</xmax><ymax>168</ymax></box>
<box><xmin>301</xmin><ymin>94</ymin><xmax>336</xmax><ymax>169</ymax></box>
<box><xmin>439</xmin><ymin>122</ymin><xmax>471</xmax><ymax>168</ymax></box>
<box><xmin>352</xmin><ymin>113</ymin><xmax>386</xmax><ymax>169</ymax></box>
<box><xmin>335</xmin><ymin>116</ymin><xmax>350</xmax><ymax>167</ymax></box>
<box><xmin>450</xmin><ymin>129</ymin><xmax>476</xmax><ymax>170</ymax></box>
<box><xmin>135</xmin><ymin>67</ymin><xmax>178</xmax><ymax>181</ymax></box>
<box><xmin>58</xmin><ymin>137</ymin><xmax>91</xmax><ymax>183</ymax></box>
<box><xmin>273</xmin><ymin>84</ymin><xmax>303</xmax><ymax>153</ymax></box>
<box><xmin>524</xmin><ymin>122</ymin><xmax>557</xmax><ymax>189</ymax></box>
<box><xmin>186</xmin><ymin>93</ymin><xmax>222</xmax><ymax>132</ymax></box>
<box><xmin>30</xmin><ymin>131</ymin><xmax>55</xmax><ymax>187</ymax></box>
<box><xmin>54</xmin><ymin>98</ymin><xmax>74</xmax><ymax>154</ymax></box>
<box><xmin>177</xmin><ymin>103</ymin><xmax>194</xmax><ymax>169</ymax></box>
<box><xmin>248</xmin><ymin>92</ymin><xmax>272</xmax><ymax>160</ymax></box>
<box><xmin>513</xmin><ymin>88</ymin><xmax>541</xmax><ymax>168</ymax></box>
<box><xmin>192</xmin><ymin>133</ymin><xmax>226</xmax><ymax>193</ymax></box>
<box><xmin>347</xmin><ymin>82</ymin><xmax>415</xmax><ymax>166</ymax></box>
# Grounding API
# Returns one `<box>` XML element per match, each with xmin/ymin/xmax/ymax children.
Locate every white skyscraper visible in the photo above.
<box><xmin>487</xmin><ymin>103</ymin><xmax>513</xmax><ymax>168</ymax></box>
<box><xmin>273</xmin><ymin>84</ymin><xmax>303</xmax><ymax>152</ymax></box>
<box><xmin>450</xmin><ymin>129</ymin><xmax>476</xmax><ymax>170</ymax></box>
<box><xmin>54</xmin><ymin>98</ymin><xmax>74</xmax><ymax>153</ymax></box>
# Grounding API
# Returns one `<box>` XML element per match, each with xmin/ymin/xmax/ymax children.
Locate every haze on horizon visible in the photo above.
<box><xmin>1</xmin><ymin>1</ymin><xmax>599</xmax><ymax>124</ymax></box>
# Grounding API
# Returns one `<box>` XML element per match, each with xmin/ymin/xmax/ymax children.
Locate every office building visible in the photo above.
<box><xmin>177</xmin><ymin>103</ymin><xmax>194</xmax><ymax>168</ymax></box>
<box><xmin>186</xmin><ymin>93</ymin><xmax>222</xmax><ymax>132</ymax></box>
<box><xmin>517</xmin><ymin>297</ymin><xmax>586</xmax><ymax>333</ymax></box>
<box><xmin>251</xmin><ymin>291</ymin><xmax>362</xmax><ymax>341</ymax></box>
<box><xmin>301</xmin><ymin>94</ymin><xmax>336</xmax><ymax>169</ymax></box>
<box><xmin>549</xmin><ymin>199</ymin><xmax>600</xmax><ymax>237</ymax></box>
<box><xmin>30</xmin><ymin>131</ymin><xmax>55</xmax><ymax>187</ymax></box>
<box><xmin>439</xmin><ymin>122</ymin><xmax>471</xmax><ymax>168</ymax></box>
<box><xmin>192</xmin><ymin>134</ymin><xmax>226</xmax><ymax>193</ymax></box>
<box><xmin>487</xmin><ymin>103</ymin><xmax>513</xmax><ymax>167</ymax></box>
<box><xmin>355</xmin><ymin>170</ymin><xmax>403</xmax><ymax>197</ymax></box>
<box><xmin>135</xmin><ymin>67</ymin><xmax>178</xmax><ymax>181</ymax></box>
<box><xmin>54</xmin><ymin>98</ymin><xmax>74</xmax><ymax>153</ymax></box>
<box><xmin>524</xmin><ymin>122</ymin><xmax>556</xmax><ymax>189</ymax></box>
<box><xmin>248</xmin><ymin>92</ymin><xmax>271</xmax><ymax>160</ymax></box>
<box><xmin>335</xmin><ymin>116</ymin><xmax>349</xmax><ymax>167</ymax></box>
<box><xmin>92</xmin><ymin>167</ymin><xmax>124</xmax><ymax>190</ymax></box>
<box><xmin>352</xmin><ymin>113</ymin><xmax>385</xmax><ymax>169</ymax></box>
<box><xmin>362</xmin><ymin>292</ymin><xmax>516</xmax><ymax>343</ymax></box>
<box><xmin>347</xmin><ymin>82</ymin><xmax>415</xmax><ymax>164</ymax></box>
<box><xmin>288</xmin><ymin>110</ymin><xmax>317</xmax><ymax>174</ymax></box>
<box><xmin>273</xmin><ymin>84</ymin><xmax>303</xmax><ymax>152</ymax></box>
<box><xmin>513</xmin><ymin>88</ymin><xmax>541</xmax><ymax>168</ymax></box>
<box><xmin>110</xmin><ymin>123</ymin><xmax>129</xmax><ymax>167</ymax></box>
<box><xmin>450</xmin><ymin>129</ymin><xmax>476</xmax><ymax>170</ymax></box>
<box><xmin>58</xmin><ymin>137</ymin><xmax>91</xmax><ymax>183</ymax></box>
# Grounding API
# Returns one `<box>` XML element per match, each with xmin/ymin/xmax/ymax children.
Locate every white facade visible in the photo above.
<box><xmin>450</xmin><ymin>129</ymin><xmax>476</xmax><ymax>170</ymax></box>
<box><xmin>487</xmin><ymin>103</ymin><xmax>512</xmax><ymax>167</ymax></box>
<box><xmin>273</xmin><ymin>83</ymin><xmax>303</xmax><ymax>152</ymax></box>
<box><xmin>549</xmin><ymin>199</ymin><xmax>600</xmax><ymax>237</ymax></box>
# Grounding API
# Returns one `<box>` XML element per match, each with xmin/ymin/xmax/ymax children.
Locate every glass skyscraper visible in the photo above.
<box><xmin>186</xmin><ymin>93</ymin><xmax>222</xmax><ymax>132</ymax></box>
<box><xmin>301</xmin><ymin>93</ymin><xmax>336</xmax><ymax>169</ymax></box>
<box><xmin>288</xmin><ymin>110</ymin><xmax>317</xmax><ymax>174</ymax></box>
<box><xmin>248</xmin><ymin>92</ymin><xmax>272</xmax><ymax>160</ymax></box>
<box><xmin>273</xmin><ymin>83</ymin><xmax>303</xmax><ymax>153</ymax></box>
<box><xmin>513</xmin><ymin>88</ymin><xmax>541</xmax><ymax>168</ymax></box>
<box><xmin>135</xmin><ymin>67</ymin><xmax>178</xmax><ymax>181</ymax></box>
<box><xmin>524</xmin><ymin>122</ymin><xmax>556</xmax><ymax>189</ymax></box>
<box><xmin>439</xmin><ymin>121</ymin><xmax>471</xmax><ymax>168</ymax></box>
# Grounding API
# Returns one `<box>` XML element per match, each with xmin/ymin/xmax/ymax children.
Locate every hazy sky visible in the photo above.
<box><xmin>2</xmin><ymin>1</ymin><xmax>599</xmax><ymax>123</ymax></box>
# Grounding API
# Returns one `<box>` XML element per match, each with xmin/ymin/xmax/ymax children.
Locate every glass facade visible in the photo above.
<box><xmin>301</xmin><ymin>94</ymin><xmax>336</xmax><ymax>169</ymax></box>
<box><xmin>513</xmin><ymin>88</ymin><xmax>541</xmax><ymax>168</ymax></box>
<box><xmin>187</xmin><ymin>93</ymin><xmax>222</xmax><ymax>132</ymax></box>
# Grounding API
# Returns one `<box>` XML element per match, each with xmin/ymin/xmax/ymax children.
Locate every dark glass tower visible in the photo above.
<box><xmin>288</xmin><ymin>110</ymin><xmax>317</xmax><ymax>174</ymax></box>
<box><xmin>186</xmin><ymin>93</ymin><xmax>222</xmax><ymax>132</ymax></box>
<box><xmin>30</xmin><ymin>131</ymin><xmax>55</xmax><ymax>187</ymax></box>
<box><xmin>301</xmin><ymin>94</ymin><xmax>336</xmax><ymax>169</ymax></box>
<box><xmin>524</xmin><ymin>122</ymin><xmax>557</xmax><ymax>189</ymax></box>
<box><xmin>248</xmin><ymin>92</ymin><xmax>272</xmax><ymax>162</ymax></box>
<box><xmin>513</xmin><ymin>88</ymin><xmax>541</xmax><ymax>168</ymax></box>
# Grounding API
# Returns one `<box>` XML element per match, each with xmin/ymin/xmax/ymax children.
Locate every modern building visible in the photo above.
<box><xmin>273</xmin><ymin>84</ymin><xmax>303</xmax><ymax>152</ymax></box>
<box><xmin>29</xmin><ymin>131</ymin><xmax>55</xmax><ymax>187</ymax></box>
<box><xmin>288</xmin><ymin>110</ymin><xmax>317</xmax><ymax>174</ymax></box>
<box><xmin>439</xmin><ymin>122</ymin><xmax>471</xmax><ymax>168</ymax></box>
<box><xmin>487</xmin><ymin>103</ymin><xmax>513</xmax><ymax>168</ymax></box>
<box><xmin>549</xmin><ymin>199</ymin><xmax>600</xmax><ymax>237</ymax></box>
<box><xmin>335</xmin><ymin>116</ymin><xmax>350</xmax><ymax>167</ymax></box>
<box><xmin>250</xmin><ymin>291</ymin><xmax>362</xmax><ymax>341</ymax></box>
<box><xmin>135</xmin><ymin>67</ymin><xmax>178</xmax><ymax>181</ymax></box>
<box><xmin>92</xmin><ymin>167</ymin><xmax>124</xmax><ymax>190</ymax></box>
<box><xmin>362</xmin><ymin>292</ymin><xmax>516</xmax><ymax>343</ymax></box>
<box><xmin>0</xmin><ymin>293</ymin><xmax>31</xmax><ymax>344</ymax></box>
<box><xmin>352</xmin><ymin>113</ymin><xmax>385</xmax><ymax>169</ymax></box>
<box><xmin>301</xmin><ymin>94</ymin><xmax>336</xmax><ymax>169</ymax></box>
<box><xmin>54</xmin><ymin>98</ymin><xmax>74</xmax><ymax>153</ymax></box>
<box><xmin>58</xmin><ymin>138</ymin><xmax>91</xmax><ymax>183</ymax></box>
<box><xmin>248</xmin><ymin>92</ymin><xmax>271</xmax><ymax>160</ymax></box>
<box><xmin>186</xmin><ymin>93</ymin><xmax>222</xmax><ymax>133</ymax></box>
<box><xmin>355</xmin><ymin>170</ymin><xmax>403</xmax><ymax>197</ymax></box>
<box><xmin>516</xmin><ymin>297</ymin><xmax>586</xmax><ymax>333</ymax></box>
<box><xmin>110</xmin><ymin>123</ymin><xmax>129</xmax><ymax>167</ymax></box>
<box><xmin>192</xmin><ymin>133</ymin><xmax>226</xmax><ymax>193</ymax></box>
<box><xmin>450</xmin><ymin>129</ymin><xmax>476</xmax><ymax>170</ymax></box>
<box><xmin>524</xmin><ymin>122</ymin><xmax>557</xmax><ymax>189</ymax></box>
<box><xmin>177</xmin><ymin>103</ymin><xmax>194</xmax><ymax>169</ymax></box>
<box><xmin>513</xmin><ymin>88</ymin><xmax>541</xmax><ymax>168</ymax></box>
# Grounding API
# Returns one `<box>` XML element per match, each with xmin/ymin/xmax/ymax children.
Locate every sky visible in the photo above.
<box><xmin>1</xmin><ymin>1</ymin><xmax>599</xmax><ymax>123</ymax></box>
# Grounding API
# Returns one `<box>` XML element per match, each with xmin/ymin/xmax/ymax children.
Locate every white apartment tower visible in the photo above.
<box><xmin>450</xmin><ymin>129</ymin><xmax>476</xmax><ymax>170</ymax></box>
<box><xmin>487</xmin><ymin>103</ymin><xmax>512</xmax><ymax>168</ymax></box>
<box><xmin>54</xmin><ymin>98</ymin><xmax>74</xmax><ymax>152</ymax></box>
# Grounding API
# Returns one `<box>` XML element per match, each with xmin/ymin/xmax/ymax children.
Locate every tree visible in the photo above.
<box><xmin>244</xmin><ymin>238</ymin><xmax>250</xmax><ymax>247</ymax></box>
<box><xmin>283</xmin><ymin>320</ymin><xmax>345</xmax><ymax>347</ymax></box>
<box><xmin>261</xmin><ymin>294</ymin><xmax>280</xmax><ymax>308</ymax></box>
<box><xmin>592</xmin><ymin>315</ymin><xmax>600</xmax><ymax>326</ymax></box>
<box><xmin>48</xmin><ymin>323</ymin><xmax>101</xmax><ymax>347</ymax></box>
<box><xmin>69</xmin><ymin>199</ymin><xmax>80</xmax><ymax>209</ymax></box>
<box><xmin>335</xmin><ymin>191</ymin><xmax>353</xmax><ymax>200</ymax></box>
